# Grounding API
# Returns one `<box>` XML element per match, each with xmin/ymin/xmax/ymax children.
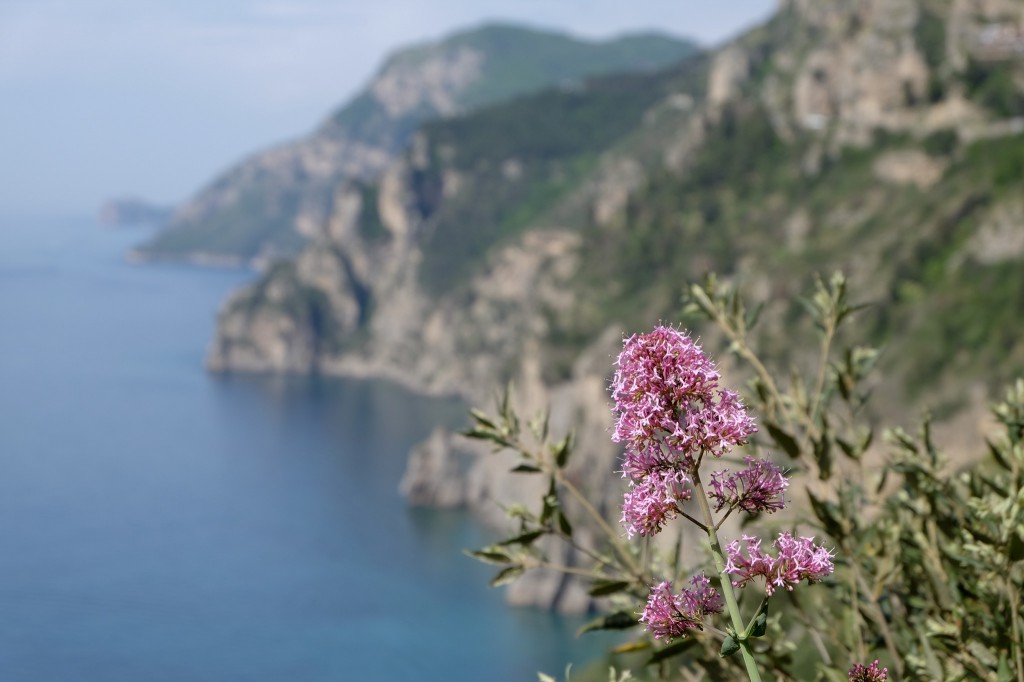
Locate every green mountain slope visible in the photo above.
<box><xmin>206</xmin><ymin>2</ymin><xmax>1024</xmax><ymax>605</ymax></box>
<box><xmin>136</xmin><ymin>23</ymin><xmax>698</xmax><ymax>264</ymax></box>
<box><xmin>205</xmin><ymin>1</ymin><xmax>1024</xmax><ymax>399</ymax></box>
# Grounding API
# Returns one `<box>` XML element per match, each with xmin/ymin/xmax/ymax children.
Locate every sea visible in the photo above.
<box><xmin>0</xmin><ymin>215</ymin><xmax>611</xmax><ymax>681</ymax></box>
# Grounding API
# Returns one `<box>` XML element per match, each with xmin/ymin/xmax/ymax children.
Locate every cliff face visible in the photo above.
<box><xmin>206</xmin><ymin>0</ymin><xmax>1024</xmax><ymax>610</ymax></box>
<box><xmin>134</xmin><ymin>24</ymin><xmax>697</xmax><ymax>266</ymax></box>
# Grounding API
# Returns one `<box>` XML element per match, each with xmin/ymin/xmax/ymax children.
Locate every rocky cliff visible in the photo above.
<box><xmin>133</xmin><ymin>24</ymin><xmax>697</xmax><ymax>267</ymax></box>
<box><xmin>206</xmin><ymin>0</ymin><xmax>1024</xmax><ymax>610</ymax></box>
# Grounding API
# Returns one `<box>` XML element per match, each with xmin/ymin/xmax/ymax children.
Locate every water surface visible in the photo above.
<box><xmin>0</xmin><ymin>216</ymin><xmax>606</xmax><ymax>681</ymax></box>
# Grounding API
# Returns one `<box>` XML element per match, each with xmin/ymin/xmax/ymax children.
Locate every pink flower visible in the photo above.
<box><xmin>610</xmin><ymin>326</ymin><xmax>756</xmax><ymax>469</ymax></box>
<box><xmin>708</xmin><ymin>457</ymin><xmax>789</xmax><ymax>514</ymax></box>
<box><xmin>848</xmin><ymin>660</ymin><xmax>888</xmax><ymax>681</ymax></box>
<box><xmin>621</xmin><ymin>469</ymin><xmax>692</xmax><ymax>539</ymax></box>
<box><xmin>640</xmin><ymin>575</ymin><xmax>724</xmax><ymax>641</ymax></box>
<box><xmin>725</xmin><ymin>532</ymin><xmax>834</xmax><ymax>595</ymax></box>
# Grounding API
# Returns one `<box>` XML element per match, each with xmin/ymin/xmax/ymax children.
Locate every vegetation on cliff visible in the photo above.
<box><xmin>203</xmin><ymin>0</ymin><xmax>1024</xmax><ymax>617</ymax></box>
<box><xmin>137</xmin><ymin>24</ymin><xmax>698</xmax><ymax>263</ymax></box>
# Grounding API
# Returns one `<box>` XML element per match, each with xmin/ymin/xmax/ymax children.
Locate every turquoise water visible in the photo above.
<box><xmin>0</xmin><ymin>216</ymin><xmax>607</xmax><ymax>680</ymax></box>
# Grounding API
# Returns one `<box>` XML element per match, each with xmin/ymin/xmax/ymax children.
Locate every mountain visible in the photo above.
<box><xmin>98</xmin><ymin>197</ymin><xmax>172</xmax><ymax>228</ymax></box>
<box><xmin>133</xmin><ymin>23</ymin><xmax>698</xmax><ymax>266</ymax></box>
<box><xmin>205</xmin><ymin>0</ymin><xmax>1024</xmax><ymax>610</ymax></box>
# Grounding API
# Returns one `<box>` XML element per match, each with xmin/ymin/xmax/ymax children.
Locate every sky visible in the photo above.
<box><xmin>0</xmin><ymin>0</ymin><xmax>775</xmax><ymax>215</ymax></box>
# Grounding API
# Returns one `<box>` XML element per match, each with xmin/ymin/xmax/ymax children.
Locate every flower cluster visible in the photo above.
<box><xmin>612</xmin><ymin>327</ymin><xmax>756</xmax><ymax>537</ymax></box>
<box><xmin>708</xmin><ymin>456</ymin><xmax>789</xmax><ymax>514</ymax></box>
<box><xmin>611</xmin><ymin>326</ymin><xmax>756</xmax><ymax>472</ymax></box>
<box><xmin>725</xmin><ymin>533</ymin><xmax>835</xmax><ymax>595</ymax></box>
<box><xmin>640</xmin><ymin>575</ymin><xmax>724</xmax><ymax>641</ymax></box>
<box><xmin>848</xmin><ymin>660</ymin><xmax>888</xmax><ymax>681</ymax></box>
<box><xmin>621</xmin><ymin>469</ymin><xmax>692</xmax><ymax>539</ymax></box>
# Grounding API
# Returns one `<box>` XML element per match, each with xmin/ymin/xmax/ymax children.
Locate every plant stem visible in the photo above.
<box><xmin>692</xmin><ymin>470</ymin><xmax>762</xmax><ymax>682</ymax></box>
<box><xmin>808</xmin><ymin>313</ymin><xmax>836</xmax><ymax>427</ymax></box>
<box><xmin>555</xmin><ymin>469</ymin><xmax>645</xmax><ymax>581</ymax></box>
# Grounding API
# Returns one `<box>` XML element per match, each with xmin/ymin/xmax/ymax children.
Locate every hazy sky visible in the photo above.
<box><xmin>0</xmin><ymin>0</ymin><xmax>775</xmax><ymax>215</ymax></box>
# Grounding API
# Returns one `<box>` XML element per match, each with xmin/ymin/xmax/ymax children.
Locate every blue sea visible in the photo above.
<box><xmin>0</xmin><ymin>215</ymin><xmax>608</xmax><ymax>681</ymax></box>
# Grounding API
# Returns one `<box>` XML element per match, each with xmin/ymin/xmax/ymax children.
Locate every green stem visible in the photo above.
<box><xmin>555</xmin><ymin>469</ymin><xmax>645</xmax><ymax>582</ymax></box>
<box><xmin>693</xmin><ymin>471</ymin><xmax>762</xmax><ymax>682</ymax></box>
<box><xmin>808</xmin><ymin>313</ymin><xmax>836</xmax><ymax>427</ymax></box>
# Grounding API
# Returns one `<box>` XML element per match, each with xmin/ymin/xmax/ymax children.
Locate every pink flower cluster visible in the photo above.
<box><xmin>621</xmin><ymin>469</ymin><xmax>692</xmax><ymax>538</ymax></box>
<box><xmin>724</xmin><ymin>532</ymin><xmax>834</xmax><ymax>595</ymax></box>
<box><xmin>612</xmin><ymin>327</ymin><xmax>756</xmax><ymax>537</ymax></box>
<box><xmin>640</xmin><ymin>575</ymin><xmax>724</xmax><ymax>641</ymax></box>
<box><xmin>848</xmin><ymin>660</ymin><xmax>888</xmax><ymax>681</ymax></box>
<box><xmin>611</xmin><ymin>326</ymin><xmax>756</xmax><ymax>472</ymax></box>
<box><xmin>708</xmin><ymin>456</ymin><xmax>789</xmax><ymax>514</ymax></box>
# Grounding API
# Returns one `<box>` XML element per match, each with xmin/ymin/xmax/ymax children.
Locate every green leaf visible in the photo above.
<box><xmin>576</xmin><ymin>610</ymin><xmax>638</xmax><ymax>636</ymax></box>
<box><xmin>1008</xmin><ymin>528</ymin><xmax>1024</xmax><ymax>562</ymax></box>
<box><xmin>511</xmin><ymin>463</ymin><xmax>542</xmax><ymax>474</ymax></box>
<box><xmin>465</xmin><ymin>547</ymin><xmax>514</xmax><ymax>565</ymax></box>
<box><xmin>588</xmin><ymin>580</ymin><xmax>632</xmax><ymax>597</ymax></box>
<box><xmin>766</xmin><ymin>422</ymin><xmax>801</xmax><ymax>458</ymax></box>
<box><xmin>647</xmin><ymin>638</ymin><xmax>696</xmax><ymax>664</ymax></box>
<box><xmin>807</xmin><ymin>489</ymin><xmax>844</xmax><ymax>539</ymax></box>
<box><xmin>490</xmin><ymin>565</ymin><xmax>524</xmax><ymax>587</ymax></box>
<box><xmin>719</xmin><ymin>633</ymin><xmax>740</xmax><ymax>658</ymax></box>
<box><xmin>748</xmin><ymin>600</ymin><xmax>769</xmax><ymax>638</ymax></box>
<box><xmin>557</xmin><ymin>510</ymin><xmax>573</xmax><ymax>538</ymax></box>
<box><xmin>745</xmin><ymin>301</ymin><xmax>764</xmax><ymax>331</ymax></box>
<box><xmin>988</xmin><ymin>439</ymin><xmax>1012</xmax><ymax>471</ymax></box>
<box><xmin>469</xmin><ymin>408</ymin><xmax>498</xmax><ymax>429</ymax></box>
<box><xmin>836</xmin><ymin>436</ymin><xmax>859</xmax><ymax>461</ymax></box>
<box><xmin>814</xmin><ymin>433</ymin><xmax>833</xmax><ymax>480</ymax></box>
<box><xmin>611</xmin><ymin>640</ymin><xmax>651</xmax><ymax>654</ymax></box>
<box><xmin>553</xmin><ymin>433</ymin><xmax>573</xmax><ymax>469</ymax></box>
<box><xmin>461</xmin><ymin>428</ymin><xmax>512</xmax><ymax>448</ymax></box>
<box><xmin>498</xmin><ymin>529</ymin><xmax>546</xmax><ymax>547</ymax></box>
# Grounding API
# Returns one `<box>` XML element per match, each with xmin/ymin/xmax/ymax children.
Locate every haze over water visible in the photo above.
<box><xmin>0</xmin><ymin>215</ymin><xmax>605</xmax><ymax>681</ymax></box>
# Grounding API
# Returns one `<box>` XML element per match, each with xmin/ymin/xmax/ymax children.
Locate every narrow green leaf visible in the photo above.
<box><xmin>836</xmin><ymin>436</ymin><xmax>858</xmax><ymax>460</ymax></box>
<box><xmin>465</xmin><ymin>548</ymin><xmax>513</xmax><ymax>565</ymax></box>
<box><xmin>814</xmin><ymin>434</ymin><xmax>833</xmax><ymax>480</ymax></box>
<box><xmin>766</xmin><ymin>422</ymin><xmax>801</xmax><ymax>458</ymax></box>
<box><xmin>588</xmin><ymin>580</ymin><xmax>632</xmax><ymax>597</ymax></box>
<box><xmin>498</xmin><ymin>530</ymin><xmax>546</xmax><ymax>547</ymax></box>
<box><xmin>553</xmin><ymin>433</ymin><xmax>573</xmax><ymax>469</ymax></box>
<box><xmin>647</xmin><ymin>638</ymin><xmax>696</xmax><ymax>664</ymax></box>
<box><xmin>745</xmin><ymin>301</ymin><xmax>764</xmax><ymax>331</ymax></box>
<box><xmin>875</xmin><ymin>466</ymin><xmax>889</xmax><ymax>494</ymax></box>
<box><xmin>557</xmin><ymin>510</ymin><xmax>573</xmax><ymax>538</ymax></box>
<box><xmin>988</xmin><ymin>439</ymin><xmax>1012</xmax><ymax>471</ymax></box>
<box><xmin>461</xmin><ymin>428</ymin><xmax>512</xmax><ymax>448</ymax></box>
<box><xmin>576</xmin><ymin>610</ymin><xmax>638</xmax><ymax>636</ymax></box>
<box><xmin>719</xmin><ymin>633</ymin><xmax>740</xmax><ymax>658</ymax></box>
<box><xmin>1008</xmin><ymin>529</ymin><xmax>1024</xmax><ymax>562</ymax></box>
<box><xmin>611</xmin><ymin>640</ymin><xmax>651</xmax><ymax>654</ymax></box>
<box><xmin>751</xmin><ymin>611</ymin><xmax>768</xmax><ymax>638</ymax></box>
<box><xmin>748</xmin><ymin>600</ymin><xmax>769</xmax><ymax>638</ymax></box>
<box><xmin>469</xmin><ymin>408</ymin><xmax>497</xmax><ymax>429</ymax></box>
<box><xmin>490</xmin><ymin>565</ymin><xmax>524</xmax><ymax>587</ymax></box>
<box><xmin>511</xmin><ymin>463</ymin><xmax>542</xmax><ymax>474</ymax></box>
<box><xmin>807</xmin><ymin>489</ymin><xmax>844</xmax><ymax>539</ymax></box>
